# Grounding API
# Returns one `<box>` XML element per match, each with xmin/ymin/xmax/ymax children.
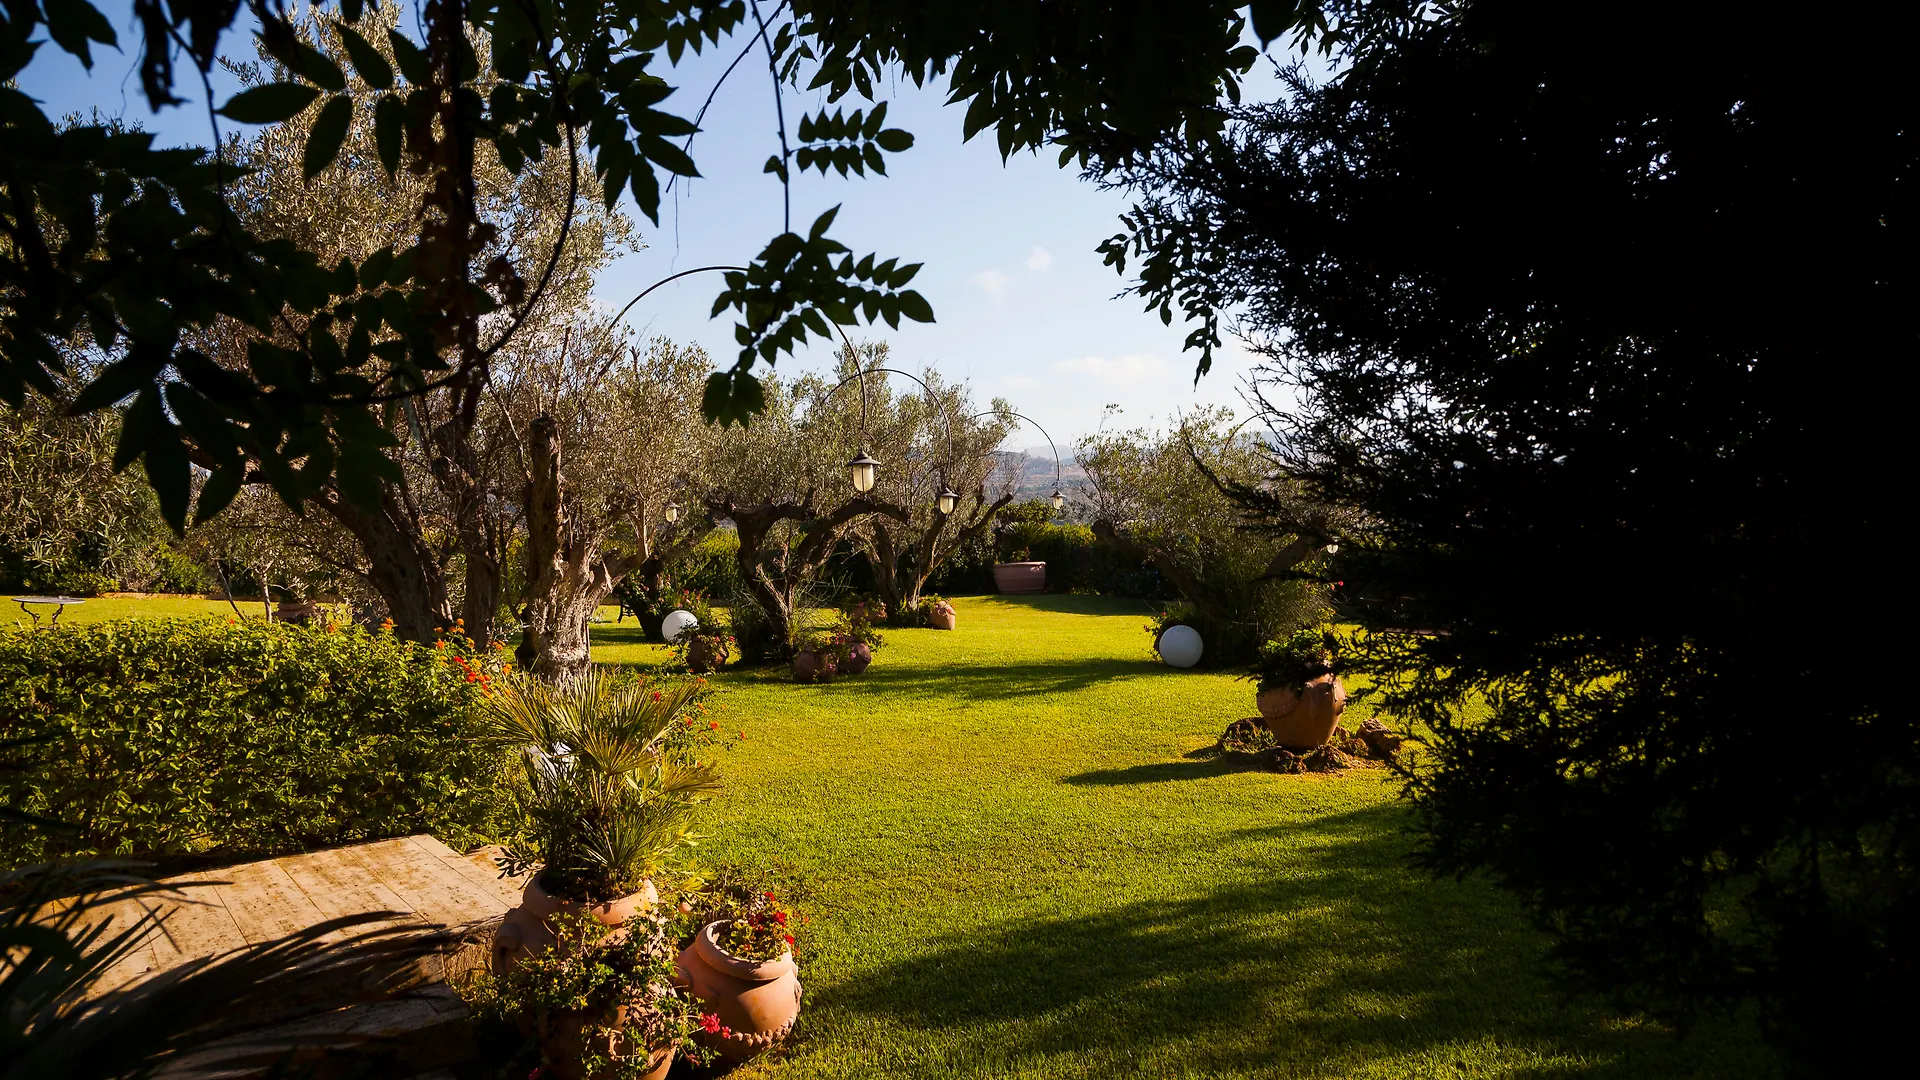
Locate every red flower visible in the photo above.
<box><xmin>709</xmin><ymin>719</ymin><xmax>720</xmax><ymax>730</ymax></box>
<box><xmin>651</xmin><ymin>690</ymin><xmax>663</xmax><ymax>702</ymax></box>
<box><xmin>700</xmin><ymin>1013</ymin><xmax>723</xmax><ymax>1034</ymax></box>
<box><xmin>784</xmin><ymin>933</ymin><xmax>795</xmax><ymax>946</ymax></box>
<box><xmin>771</xmin><ymin>910</ymin><xmax>787</xmax><ymax>926</ymax></box>
<box><xmin>764</xmin><ymin>892</ymin><xmax>776</xmax><ymax>901</ymax></box>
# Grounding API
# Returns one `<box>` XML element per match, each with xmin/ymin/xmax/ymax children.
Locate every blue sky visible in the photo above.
<box><xmin>19</xmin><ymin>6</ymin><xmax>1302</xmax><ymax>448</ymax></box>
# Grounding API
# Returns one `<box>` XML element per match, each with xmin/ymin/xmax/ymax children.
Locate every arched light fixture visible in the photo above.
<box><xmin>847</xmin><ymin>450</ymin><xmax>880</xmax><ymax>494</ymax></box>
<box><xmin>1050</xmin><ymin>490</ymin><xmax>1065</xmax><ymax>512</ymax></box>
<box><xmin>936</xmin><ymin>485</ymin><xmax>960</xmax><ymax>515</ymax></box>
<box><xmin>664</xmin><ymin>501</ymin><xmax>681</xmax><ymax>524</ymax></box>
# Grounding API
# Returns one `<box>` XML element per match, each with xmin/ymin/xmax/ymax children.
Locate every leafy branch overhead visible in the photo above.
<box><xmin>1</xmin><ymin>0</ymin><xmax>1315</xmax><ymax>530</ymax></box>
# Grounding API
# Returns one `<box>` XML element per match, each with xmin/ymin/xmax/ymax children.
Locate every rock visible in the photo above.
<box><xmin>1338</xmin><ymin>737</ymin><xmax>1371</xmax><ymax>758</ymax></box>
<box><xmin>1331</xmin><ymin>724</ymin><xmax>1350</xmax><ymax>741</ymax></box>
<box><xmin>1358</xmin><ymin>718</ymin><xmax>1404</xmax><ymax>758</ymax></box>
<box><xmin>1303</xmin><ymin>745</ymin><xmax>1352</xmax><ymax>772</ymax></box>
<box><xmin>1257</xmin><ymin>748</ymin><xmax>1304</xmax><ymax>774</ymax></box>
<box><xmin>1218</xmin><ymin>718</ymin><xmax>1268</xmax><ymax>754</ymax></box>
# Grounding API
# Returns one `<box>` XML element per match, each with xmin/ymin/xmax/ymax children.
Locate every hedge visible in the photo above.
<box><xmin>0</xmin><ymin>617</ymin><xmax>514</xmax><ymax>867</ymax></box>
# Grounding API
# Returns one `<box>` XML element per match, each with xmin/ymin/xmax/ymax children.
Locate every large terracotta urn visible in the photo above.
<box><xmin>791</xmin><ymin>648</ymin><xmax>838</xmax><ymax>684</ymax></box>
<box><xmin>842</xmin><ymin>641</ymin><xmax>873</xmax><ymax>675</ymax></box>
<box><xmin>685</xmin><ymin>636</ymin><xmax>728</xmax><ymax>674</ymax></box>
<box><xmin>1257</xmin><ymin>673</ymin><xmax>1349</xmax><ymax>750</ymax></box>
<box><xmin>992</xmin><ymin>561</ymin><xmax>1047</xmax><ymax>594</ymax></box>
<box><xmin>491</xmin><ymin>873</ymin><xmax>660</xmax><ymax>972</ymax></box>
<box><xmin>926</xmin><ymin>603</ymin><xmax>957</xmax><ymax>631</ymax></box>
<box><xmin>675</xmin><ymin>921</ymin><xmax>803</xmax><ymax>1062</ymax></box>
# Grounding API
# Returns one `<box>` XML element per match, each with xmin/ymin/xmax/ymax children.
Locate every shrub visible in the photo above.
<box><xmin>672</xmin><ymin>529</ymin><xmax>743</xmax><ymax>599</ymax></box>
<box><xmin>0</xmin><ymin>618</ymin><xmax>514</xmax><ymax>867</ymax></box>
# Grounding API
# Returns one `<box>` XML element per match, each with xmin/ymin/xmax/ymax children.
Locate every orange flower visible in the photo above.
<box><xmin>708</xmin><ymin>719</ymin><xmax>720</xmax><ymax>730</ymax></box>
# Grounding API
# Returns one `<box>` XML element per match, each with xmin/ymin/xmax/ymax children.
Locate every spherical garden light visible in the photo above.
<box><xmin>664</xmin><ymin>501</ymin><xmax>681</xmax><ymax>524</ymax></box>
<box><xmin>936</xmin><ymin>485</ymin><xmax>960</xmax><ymax>516</ymax></box>
<box><xmin>1050</xmin><ymin>490</ymin><xmax>1065</xmax><ymax>512</ymax></box>
<box><xmin>847</xmin><ymin>450</ymin><xmax>880</xmax><ymax>494</ymax></box>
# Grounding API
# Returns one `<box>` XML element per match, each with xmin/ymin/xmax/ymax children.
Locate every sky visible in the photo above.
<box><xmin>17</xmin><ymin>6</ymin><xmax>1304</xmax><ymax>451</ymax></box>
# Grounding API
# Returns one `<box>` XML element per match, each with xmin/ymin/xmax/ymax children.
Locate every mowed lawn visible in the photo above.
<box><xmin>595</xmin><ymin>595</ymin><xmax>1773</xmax><ymax>1080</ymax></box>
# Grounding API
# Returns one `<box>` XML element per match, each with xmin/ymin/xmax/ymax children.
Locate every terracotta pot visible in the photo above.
<box><xmin>791</xmin><ymin>648</ymin><xmax>838</xmax><ymax>684</ymax></box>
<box><xmin>1257</xmin><ymin>674</ymin><xmax>1349</xmax><ymax>750</ymax></box>
<box><xmin>842</xmin><ymin>641</ymin><xmax>872</xmax><ymax>675</ymax></box>
<box><xmin>686</xmin><ymin>636</ymin><xmax>728</xmax><ymax>674</ymax></box>
<box><xmin>675</xmin><ymin>920</ymin><xmax>802</xmax><ymax>1062</ymax></box>
<box><xmin>491</xmin><ymin>872</ymin><xmax>659</xmax><ymax>972</ymax></box>
<box><xmin>536</xmin><ymin>1011</ymin><xmax>674</xmax><ymax>1080</ymax></box>
<box><xmin>992</xmin><ymin>561</ymin><xmax>1047</xmax><ymax>594</ymax></box>
<box><xmin>926</xmin><ymin>605</ymin><xmax>956</xmax><ymax>631</ymax></box>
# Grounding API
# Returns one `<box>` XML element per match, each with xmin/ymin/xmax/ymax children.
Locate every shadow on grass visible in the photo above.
<box><xmin>827</xmin><ymin>656</ymin><xmax>1165</xmax><ymax>700</ymax></box>
<box><xmin>962</xmin><ymin>593</ymin><xmax>1158</xmax><ymax>617</ymax></box>
<box><xmin>1062</xmin><ymin>755</ymin><xmax>1258</xmax><ymax>785</ymax></box>
<box><xmin>821</xmin><ymin>802</ymin><xmax>1773</xmax><ymax>1079</ymax></box>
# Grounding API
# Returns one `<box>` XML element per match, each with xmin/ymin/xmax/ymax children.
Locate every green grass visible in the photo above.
<box><xmin>591</xmin><ymin>595</ymin><xmax>1772</xmax><ymax>1080</ymax></box>
<box><xmin>62</xmin><ymin>593</ymin><xmax>1770</xmax><ymax>1076</ymax></box>
<box><xmin>2</xmin><ymin>593</ymin><xmax>242</xmax><ymax>628</ymax></box>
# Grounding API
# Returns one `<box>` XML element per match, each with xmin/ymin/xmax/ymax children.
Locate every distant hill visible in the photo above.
<box><xmin>992</xmin><ymin>448</ymin><xmax>1091</xmax><ymax>509</ymax></box>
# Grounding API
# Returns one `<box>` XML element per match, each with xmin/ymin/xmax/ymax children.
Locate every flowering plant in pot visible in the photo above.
<box><xmin>479</xmin><ymin>670</ymin><xmax>722</xmax><ymax>969</ymax></box>
<box><xmin>1247</xmin><ymin>627</ymin><xmax>1354</xmax><ymax>749</ymax></box>
<box><xmin>674</xmin><ymin>866</ymin><xmax>810</xmax><ymax>1062</ymax></box>
<box><xmin>915</xmin><ymin>594</ymin><xmax>957</xmax><ymax>630</ymax></box>
<box><xmin>460</xmin><ymin>908</ymin><xmax>717</xmax><ymax>1080</ymax></box>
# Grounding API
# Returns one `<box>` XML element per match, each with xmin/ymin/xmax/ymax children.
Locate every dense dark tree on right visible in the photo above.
<box><xmin>1104</xmin><ymin>3</ymin><xmax>1914</xmax><ymax>1070</ymax></box>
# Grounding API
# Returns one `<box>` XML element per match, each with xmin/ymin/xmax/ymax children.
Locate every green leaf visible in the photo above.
<box><xmin>374</xmin><ymin>94</ymin><xmax>404</xmax><ymax>176</ymax></box>
<box><xmin>304</xmin><ymin>95</ymin><xmax>353</xmax><ymax>178</ymax></box>
<box><xmin>216</xmin><ymin>83</ymin><xmax>321</xmax><ymax>124</ymax></box>
<box><xmin>388</xmin><ymin>30</ymin><xmax>431</xmax><ymax>85</ymax></box>
<box><xmin>336</xmin><ymin>23</ymin><xmax>393</xmax><ymax>90</ymax></box>
<box><xmin>897</xmin><ymin>290</ymin><xmax>934</xmax><ymax>324</ymax></box>
<box><xmin>875</xmin><ymin>128</ymin><xmax>914</xmax><ymax>153</ymax></box>
<box><xmin>194</xmin><ymin>462</ymin><xmax>245</xmax><ymax>525</ymax></box>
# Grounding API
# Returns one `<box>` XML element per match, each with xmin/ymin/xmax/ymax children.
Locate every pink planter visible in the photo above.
<box><xmin>926</xmin><ymin>604</ymin><xmax>957</xmax><ymax>630</ymax></box>
<box><xmin>675</xmin><ymin>920</ymin><xmax>803</xmax><ymax>1062</ymax></box>
<box><xmin>992</xmin><ymin>561</ymin><xmax>1047</xmax><ymax>594</ymax></box>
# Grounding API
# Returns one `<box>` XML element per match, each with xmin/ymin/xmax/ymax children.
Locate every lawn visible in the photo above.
<box><xmin>593</xmin><ymin>595</ymin><xmax>1773</xmax><ymax>1080</ymax></box>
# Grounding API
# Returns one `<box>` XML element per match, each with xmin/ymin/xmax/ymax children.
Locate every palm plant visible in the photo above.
<box><xmin>479</xmin><ymin>670</ymin><xmax>720</xmax><ymax>903</ymax></box>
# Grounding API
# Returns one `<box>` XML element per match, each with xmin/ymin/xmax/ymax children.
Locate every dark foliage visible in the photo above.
<box><xmin>1106</xmin><ymin>2</ymin><xmax>1914</xmax><ymax>1070</ymax></box>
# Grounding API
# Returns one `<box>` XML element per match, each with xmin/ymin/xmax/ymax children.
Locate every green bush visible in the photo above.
<box><xmin>0</xmin><ymin>618</ymin><xmax>514</xmax><ymax>867</ymax></box>
<box><xmin>673</xmin><ymin>529</ymin><xmax>742</xmax><ymax>599</ymax></box>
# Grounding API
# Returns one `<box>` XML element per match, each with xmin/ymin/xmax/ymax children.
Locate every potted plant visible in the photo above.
<box><xmin>992</xmin><ymin>548</ymin><xmax>1047</xmax><ymax>594</ymax></box>
<box><xmin>479</xmin><ymin>670</ymin><xmax>722</xmax><ymax>970</ymax></box>
<box><xmin>461</xmin><ymin>908</ymin><xmax>717</xmax><ymax>1080</ymax></box>
<box><xmin>917</xmin><ymin>594</ymin><xmax>957</xmax><ymax>631</ymax></box>
<box><xmin>675</xmin><ymin>872</ymin><xmax>808</xmax><ymax>1062</ymax></box>
<box><xmin>1248</xmin><ymin>628</ymin><xmax>1350</xmax><ymax>749</ymax></box>
<box><xmin>789</xmin><ymin>629</ymin><xmax>844</xmax><ymax>683</ymax></box>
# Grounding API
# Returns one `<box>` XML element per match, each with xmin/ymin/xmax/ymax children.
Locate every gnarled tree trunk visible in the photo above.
<box><xmin>515</xmin><ymin>414</ymin><xmax>640</xmax><ymax>680</ymax></box>
<box><xmin>864</xmin><ymin>487</ymin><xmax>1013</xmax><ymax>621</ymax></box>
<box><xmin>317</xmin><ymin>489</ymin><xmax>454</xmax><ymax>642</ymax></box>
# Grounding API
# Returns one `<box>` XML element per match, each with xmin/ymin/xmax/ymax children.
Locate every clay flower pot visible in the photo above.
<box><xmin>926</xmin><ymin>604</ymin><xmax>957</xmax><ymax>631</ymax></box>
<box><xmin>675</xmin><ymin>920</ymin><xmax>802</xmax><ymax>1062</ymax></box>
<box><xmin>685</xmin><ymin>636</ymin><xmax>729</xmax><ymax>674</ymax></box>
<box><xmin>536</xmin><ymin>1011</ymin><xmax>674</xmax><ymax>1080</ymax></box>
<box><xmin>791</xmin><ymin>648</ymin><xmax>838</xmax><ymax>684</ymax></box>
<box><xmin>842</xmin><ymin>641</ymin><xmax>872</xmax><ymax>675</ymax></box>
<box><xmin>992</xmin><ymin>561</ymin><xmax>1047</xmax><ymax>594</ymax></box>
<box><xmin>491</xmin><ymin>873</ymin><xmax>660</xmax><ymax>972</ymax></box>
<box><xmin>1257</xmin><ymin>673</ymin><xmax>1349</xmax><ymax>750</ymax></box>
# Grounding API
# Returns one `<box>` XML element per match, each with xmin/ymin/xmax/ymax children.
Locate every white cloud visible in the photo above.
<box><xmin>972</xmin><ymin>269</ymin><xmax>1009</xmax><ymax>298</ymax></box>
<box><xmin>1026</xmin><ymin>246</ymin><xmax>1054</xmax><ymax>272</ymax></box>
<box><xmin>1052</xmin><ymin>354</ymin><xmax>1166</xmax><ymax>385</ymax></box>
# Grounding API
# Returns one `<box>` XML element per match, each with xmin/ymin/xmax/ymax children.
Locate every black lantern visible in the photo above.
<box><xmin>847</xmin><ymin>450</ymin><xmax>880</xmax><ymax>494</ymax></box>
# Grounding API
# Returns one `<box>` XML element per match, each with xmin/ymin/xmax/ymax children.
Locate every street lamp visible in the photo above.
<box><xmin>936</xmin><ymin>485</ymin><xmax>960</xmax><ymax>515</ymax></box>
<box><xmin>664</xmin><ymin>501</ymin><xmax>681</xmax><ymax>524</ymax></box>
<box><xmin>1050</xmin><ymin>490</ymin><xmax>1065</xmax><ymax>512</ymax></box>
<box><xmin>847</xmin><ymin>450</ymin><xmax>880</xmax><ymax>494</ymax></box>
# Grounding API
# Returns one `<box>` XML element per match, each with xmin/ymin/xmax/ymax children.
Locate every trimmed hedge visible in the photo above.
<box><xmin>926</xmin><ymin>522</ymin><xmax>1177</xmax><ymax>600</ymax></box>
<box><xmin>0</xmin><ymin>618</ymin><xmax>514</xmax><ymax>867</ymax></box>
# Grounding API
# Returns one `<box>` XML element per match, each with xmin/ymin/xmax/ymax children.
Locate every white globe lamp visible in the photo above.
<box><xmin>661</xmin><ymin>609</ymin><xmax>700</xmax><ymax>644</ymax></box>
<box><xmin>1157</xmin><ymin>624</ymin><xmax>1203</xmax><ymax>669</ymax></box>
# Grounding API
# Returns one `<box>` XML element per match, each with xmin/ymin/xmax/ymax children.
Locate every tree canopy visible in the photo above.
<box><xmin>1104</xmin><ymin>2</ymin><xmax>1912</xmax><ymax>1068</ymax></box>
